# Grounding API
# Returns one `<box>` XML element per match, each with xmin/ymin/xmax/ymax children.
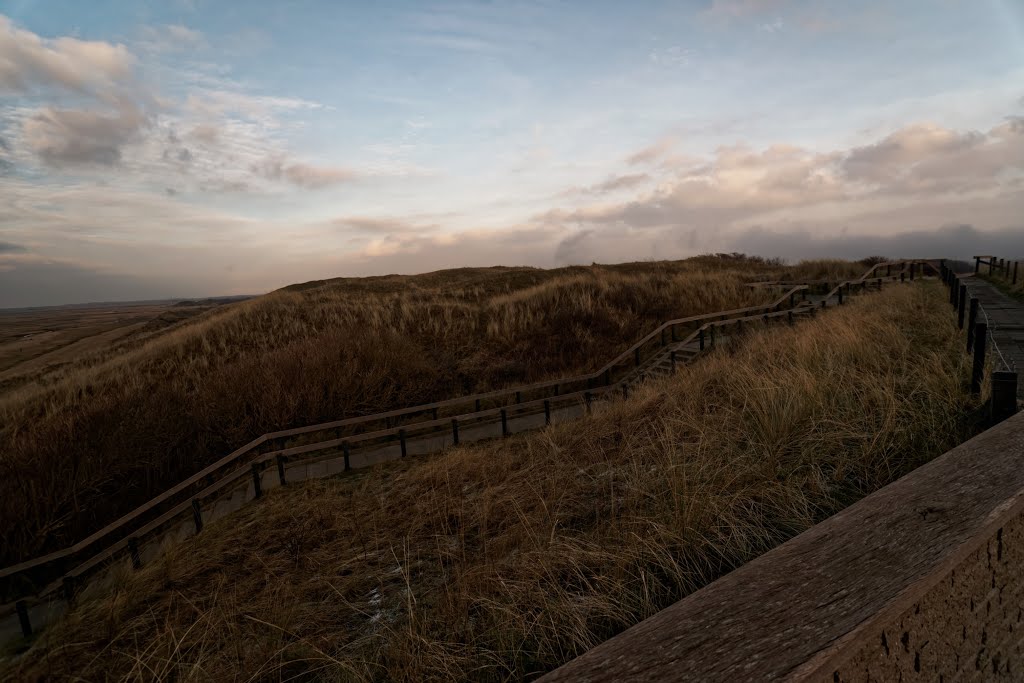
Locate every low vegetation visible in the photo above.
<box><xmin>5</xmin><ymin>280</ymin><xmax>978</xmax><ymax>682</ymax></box>
<box><xmin>0</xmin><ymin>255</ymin><xmax>868</xmax><ymax>566</ymax></box>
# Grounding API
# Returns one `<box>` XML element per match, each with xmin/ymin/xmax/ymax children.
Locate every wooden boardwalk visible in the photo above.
<box><xmin>963</xmin><ymin>276</ymin><xmax>1024</xmax><ymax>393</ymax></box>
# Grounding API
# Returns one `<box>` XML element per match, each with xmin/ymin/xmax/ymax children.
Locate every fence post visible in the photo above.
<box><xmin>710</xmin><ymin>326</ymin><xmax>716</xmax><ymax>345</ymax></box>
<box><xmin>957</xmin><ymin>285</ymin><xmax>967</xmax><ymax>329</ymax></box>
<box><xmin>967</xmin><ymin>299</ymin><xmax>979</xmax><ymax>352</ymax></box>
<box><xmin>399</xmin><ymin>429</ymin><xmax>407</xmax><ymax>457</ymax></box>
<box><xmin>605</xmin><ymin>368</ymin><xmax>611</xmax><ymax>385</ymax></box>
<box><xmin>910</xmin><ymin>263</ymin><xmax>915</xmax><ymax>281</ymax></box>
<box><xmin>790</xmin><ymin>291</ymin><xmax>795</xmax><ymax>307</ymax></box>
<box><xmin>670</xmin><ymin>350</ymin><xmax>677</xmax><ymax>372</ymax></box>
<box><xmin>699</xmin><ymin>328</ymin><xmax>705</xmax><ymax>350</ymax></box>
<box><xmin>886</xmin><ymin>264</ymin><xmax>891</xmax><ymax>276</ymax></box>
<box><xmin>990</xmin><ymin>258</ymin><xmax>994</xmax><ymax>275</ymax></box>
<box><xmin>900</xmin><ymin>272</ymin><xmax>905</xmax><ymax>283</ymax></box>
<box><xmin>584</xmin><ymin>391</ymin><xmax>593</xmax><ymax>413</ymax></box>
<box><xmin>950</xmin><ymin>275</ymin><xmax>958</xmax><ymax>307</ymax></box>
<box><xmin>475</xmin><ymin>398</ymin><xmax>481</xmax><ymax>412</ymax></box>
<box><xmin>501</xmin><ymin>408</ymin><xmax>508</xmax><ymax>437</ymax></box>
<box><xmin>634</xmin><ymin>348</ymin><xmax>641</xmax><ymax>367</ymax></box>
<box><xmin>838</xmin><ymin>287</ymin><xmax>844</xmax><ymax>305</ymax></box>
<box><xmin>251</xmin><ymin>462</ymin><xmax>262</xmax><ymax>498</ymax></box>
<box><xmin>127</xmin><ymin>537</ymin><xmax>142</xmax><ymax>569</ymax></box>
<box><xmin>62</xmin><ymin>576</ymin><xmax>76</xmax><ymax>605</ymax></box>
<box><xmin>622</xmin><ymin>384</ymin><xmax>628</xmax><ymax>400</ymax></box>
<box><xmin>660</xmin><ymin>328</ymin><xmax>665</xmax><ymax>346</ymax></box>
<box><xmin>451</xmin><ymin>419</ymin><xmax>459</xmax><ymax>445</ymax></box>
<box><xmin>877</xmin><ymin>277</ymin><xmax>882</xmax><ymax>290</ymax></box>
<box><xmin>975</xmin><ymin>257</ymin><xmax>980</xmax><ymax>274</ymax></box>
<box><xmin>971</xmin><ymin>323</ymin><xmax>987</xmax><ymax>394</ymax></box>
<box><xmin>991</xmin><ymin>372</ymin><xmax>1018</xmax><ymax>424</ymax></box>
<box><xmin>343</xmin><ymin>442</ymin><xmax>351</xmax><ymax>471</ymax></box>
<box><xmin>544</xmin><ymin>399</ymin><xmax>551</xmax><ymax>425</ymax></box>
<box><xmin>15</xmin><ymin>600</ymin><xmax>31</xmax><ymax>638</ymax></box>
<box><xmin>671</xmin><ymin>324</ymin><xmax>677</xmax><ymax>342</ymax></box>
<box><xmin>191</xmin><ymin>498</ymin><xmax>203</xmax><ymax>534</ymax></box>
<box><xmin>1014</xmin><ymin>261</ymin><xmax>1019</xmax><ymax>285</ymax></box>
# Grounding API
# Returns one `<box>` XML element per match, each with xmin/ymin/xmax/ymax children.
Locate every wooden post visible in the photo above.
<box><xmin>957</xmin><ymin>285</ymin><xmax>967</xmax><ymax>329</ymax></box>
<box><xmin>251</xmin><ymin>462</ymin><xmax>262</xmax><ymax>498</ymax></box>
<box><xmin>127</xmin><ymin>537</ymin><xmax>142</xmax><ymax>569</ymax></box>
<box><xmin>501</xmin><ymin>408</ymin><xmax>508</xmax><ymax>436</ymax></box>
<box><xmin>671</xmin><ymin>324</ymin><xmax>677</xmax><ymax>342</ymax></box>
<box><xmin>900</xmin><ymin>272</ymin><xmax>905</xmax><ymax>283</ymax></box>
<box><xmin>950</xmin><ymin>275</ymin><xmax>958</xmax><ymax>307</ymax></box>
<box><xmin>605</xmin><ymin>368</ymin><xmax>611</xmax><ymax>385</ymax></box>
<box><xmin>584</xmin><ymin>391</ymin><xmax>592</xmax><ymax>413</ymax></box>
<box><xmin>342</xmin><ymin>443</ymin><xmax>351</xmax><ymax>471</ymax></box>
<box><xmin>1014</xmin><ymin>261</ymin><xmax>1019</xmax><ymax>286</ymax></box>
<box><xmin>909</xmin><ymin>263</ymin><xmax>915</xmax><ymax>280</ymax></box>
<box><xmin>710</xmin><ymin>326</ymin><xmax>716</xmax><ymax>345</ymax></box>
<box><xmin>789</xmin><ymin>292</ymin><xmax>795</xmax><ymax>307</ymax></box>
<box><xmin>838</xmin><ymin>287</ymin><xmax>844</xmax><ymax>305</ymax></box>
<box><xmin>670</xmin><ymin>350</ymin><xmax>677</xmax><ymax>372</ymax></box>
<box><xmin>877</xmin><ymin>278</ymin><xmax>882</xmax><ymax>290</ymax></box>
<box><xmin>967</xmin><ymin>299</ymin><xmax>979</xmax><ymax>352</ymax></box>
<box><xmin>989</xmin><ymin>258</ymin><xmax>994</xmax><ymax>275</ymax></box>
<box><xmin>971</xmin><ymin>323</ymin><xmax>987</xmax><ymax>394</ymax></box>
<box><xmin>276</xmin><ymin>454</ymin><xmax>287</xmax><ymax>484</ymax></box>
<box><xmin>886</xmin><ymin>264</ymin><xmax>891</xmax><ymax>276</ymax></box>
<box><xmin>62</xmin><ymin>576</ymin><xmax>76</xmax><ymax>605</ymax></box>
<box><xmin>515</xmin><ymin>391</ymin><xmax>521</xmax><ymax>404</ymax></box>
<box><xmin>451</xmin><ymin>419</ymin><xmax>459</xmax><ymax>445</ymax></box>
<box><xmin>191</xmin><ymin>498</ymin><xmax>203</xmax><ymax>534</ymax></box>
<box><xmin>634</xmin><ymin>348</ymin><xmax>641</xmax><ymax>367</ymax></box>
<box><xmin>660</xmin><ymin>329</ymin><xmax>665</xmax><ymax>346</ymax></box>
<box><xmin>991</xmin><ymin>372</ymin><xmax>1018</xmax><ymax>424</ymax></box>
<box><xmin>788</xmin><ymin>310</ymin><xmax>794</xmax><ymax>325</ymax></box>
<box><xmin>16</xmin><ymin>600</ymin><xmax>31</xmax><ymax>638</ymax></box>
<box><xmin>544</xmin><ymin>399</ymin><xmax>551</xmax><ymax>425</ymax></box>
<box><xmin>622</xmin><ymin>384</ymin><xmax>628</xmax><ymax>400</ymax></box>
<box><xmin>432</xmin><ymin>407</ymin><xmax>438</xmax><ymax>421</ymax></box>
<box><xmin>975</xmin><ymin>257</ymin><xmax>980</xmax><ymax>274</ymax></box>
<box><xmin>699</xmin><ymin>328</ymin><xmax>705</xmax><ymax>350</ymax></box>
<box><xmin>399</xmin><ymin>429</ymin><xmax>407</xmax><ymax>457</ymax></box>
<box><xmin>475</xmin><ymin>398</ymin><xmax>481</xmax><ymax>412</ymax></box>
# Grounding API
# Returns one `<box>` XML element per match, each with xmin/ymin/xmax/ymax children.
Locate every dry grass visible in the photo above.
<box><xmin>0</xmin><ymin>255</ymin><xmax>868</xmax><ymax>566</ymax></box>
<box><xmin>4</xmin><ymin>281</ymin><xmax>978</xmax><ymax>682</ymax></box>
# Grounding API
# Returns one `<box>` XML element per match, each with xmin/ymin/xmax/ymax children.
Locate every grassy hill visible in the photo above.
<box><xmin>0</xmin><ymin>255</ymin><xmax>868</xmax><ymax>567</ymax></box>
<box><xmin>3</xmin><ymin>279</ymin><xmax>977</xmax><ymax>681</ymax></box>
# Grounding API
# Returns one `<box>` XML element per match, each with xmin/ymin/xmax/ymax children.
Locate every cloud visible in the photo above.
<box><xmin>627</xmin><ymin>137</ymin><xmax>676</xmax><ymax>165</ymax></box>
<box><xmin>702</xmin><ymin>0</ymin><xmax>783</xmax><ymax>20</ymax></box>
<box><xmin>0</xmin><ymin>241</ymin><xmax>25</xmax><ymax>253</ymax></box>
<box><xmin>329</xmin><ymin>216</ymin><xmax>437</xmax><ymax>234</ymax></box>
<box><xmin>22</xmin><ymin>101</ymin><xmax>148</xmax><ymax>165</ymax></box>
<box><xmin>253</xmin><ymin>156</ymin><xmax>356</xmax><ymax>189</ymax></box>
<box><xmin>138</xmin><ymin>24</ymin><xmax>204</xmax><ymax>53</ymax></box>
<box><xmin>0</xmin><ymin>15</ymin><xmax>134</xmax><ymax>99</ymax></box>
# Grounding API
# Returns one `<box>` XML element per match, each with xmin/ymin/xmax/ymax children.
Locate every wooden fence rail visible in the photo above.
<box><xmin>0</xmin><ymin>259</ymin><xmax>930</xmax><ymax>642</ymax></box>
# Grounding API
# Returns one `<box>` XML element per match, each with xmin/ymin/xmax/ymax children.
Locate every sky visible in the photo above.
<box><xmin>1</xmin><ymin>0</ymin><xmax>1023</xmax><ymax>307</ymax></box>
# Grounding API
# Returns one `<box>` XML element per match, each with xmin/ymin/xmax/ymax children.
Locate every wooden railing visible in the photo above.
<box><xmin>0</xmin><ymin>259</ymin><xmax>929</xmax><ymax>640</ymax></box>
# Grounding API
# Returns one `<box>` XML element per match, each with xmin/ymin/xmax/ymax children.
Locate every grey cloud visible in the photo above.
<box><xmin>728</xmin><ymin>224</ymin><xmax>1024</xmax><ymax>264</ymax></box>
<box><xmin>22</xmin><ymin>102</ymin><xmax>148</xmax><ymax>166</ymax></box>
<box><xmin>589</xmin><ymin>173</ymin><xmax>650</xmax><ymax>194</ymax></box>
<box><xmin>330</xmin><ymin>216</ymin><xmax>436</xmax><ymax>234</ymax></box>
<box><xmin>554</xmin><ymin>229</ymin><xmax>595</xmax><ymax>263</ymax></box>
<box><xmin>0</xmin><ymin>241</ymin><xmax>25</xmax><ymax>253</ymax></box>
<box><xmin>0</xmin><ymin>16</ymin><xmax>134</xmax><ymax>97</ymax></box>
<box><xmin>253</xmin><ymin>157</ymin><xmax>356</xmax><ymax>189</ymax></box>
<box><xmin>0</xmin><ymin>258</ymin><xmax>191</xmax><ymax>308</ymax></box>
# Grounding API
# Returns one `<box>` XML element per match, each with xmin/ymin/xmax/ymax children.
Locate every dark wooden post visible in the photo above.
<box><xmin>990</xmin><ymin>258</ymin><xmax>994</xmax><ymax>275</ymax></box>
<box><xmin>710</xmin><ymin>326</ymin><xmax>716</xmax><ymax>345</ymax></box>
<box><xmin>62</xmin><ymin>576</ymin><xmax>76</xmax><ymax>605</ymax></box>
<box><xmin>1014</xmin><ymin>261</ymin><xmax>1019</xmax><ymax>285</ymax></box>
<box><xmin>475</xmin><ymin>398</ymin><xmax>481</xmax><ymax>412</ymax></box>
<box><xmin>837</xmin><ymin>287</ymin><xmax>844</xmax><ymax>305</ymax></box>
<box><xmin>670</xmin><ymin>350</ymin><xmax>677</xmax><ymax>372</ymax></box>
<box><xmin>544</xmin><ymin>399</ymin><xmax>551</xmax><ymax>425</ymax></box>
<box><xmin>789</xmin><ymin>292</ymin><xmax>795</xmax><ymax>307</ymax></box>
<box><xmin>975</xmin><ymin>257</ymin><xmax>980</xmax><ymax>274</ymax></box>
<box><xmin>584</xmin><ymin>391</ymin><xmax>593</xmax><ymax>413</ymax></box>
<box><xmin>991</xmin><ymin>372</ymin><xmax>1018</xmax><ymax>424</ymax></box>
<box><xmin>886</xmin><ymin>264</ymin><xmax>891</xmax><ymax>276</ymax></box>
<box><xmin>399</xmin><ymin>429</ymin><xmax>407</xmax><ymax>457</ymax></box>
<box><xmin>877</xmin><ymin>277</ymin><xmax>882</xmax><ymax>290</ymax></box>
<box><xmin>605</xmin><ymin>368</ymin><xmax>611</xmax><ymax>385</ymax></box>
<box><xmin>971</xmin><ymin>323</ymin><xmax>987</xmax><ymax>394</ymax></box>
<box><xmin>787</xmin><ymin>310</ymin><xmax>794</xmax><ymax>325</ymax></box>
<box><xmin>127</xmin><ymin>537</ymin><xmax>142</xmax><ymax>569</ymax></box>
<box><xmin>432</xmin><ymin>407</ymin><xmax>438</xmax><ymax>421</ymax></box>
<box><xmin>957</xmin><ymin>285</ymin><xmax>967</xmax><ymax>329</ymax></box>
<box><xmin>699</xmin><ymin>328</ymin><xmax>705</xmax><ymax>350</ymax></box>
<box><xmin>660</xmin><ymin>328</ymin><xmax>665</xmax><ymax>346</ymax></box>
<box><xmin>191</xmin><ymin>498</ymin><xmax>203</xmax><ymax>534</ymax></box>
<box><xmin>634</xmin><ymin>348</ymin><xmax>641</xmax><ymax>367</ymax></box>
<box><xmin>967</xmin><ymin>299</ymin><xmax>979</xmax><ymax>352</ymax></box>
<box><xmin>342</xmin><ymin>443</ymin><xmax>351</xmax><ymax>471</ymax></box>
<box><xmin>251</xmin><ymin>462</ymin><xmax>262</xmax><ymax>497</ymax></box>
<box><xmin>900</xmin><ymin>272</ymin><xmax>905</xmax><ymax>283</ymax></box>
<box><xmin>622</xmin><ymin>384</ymin><xmax>628</xmax><ymax>400</ymax></box>
<box><xmin>671</xmin><ymin>324</ymin><xmax>677</xmax><ymax>342</ymax></box>
<box><xmin>451</xmin><ymin>419</ymin><xmax>459</xmax><ymax>445</ymax></box>
<box><xmin>950</xmin><ymin>276</ymin><xmax>958</xmax><ymax>307</ymax></box>
<box><xmin>500</xmin><ymin>408</ymin><xmax>508</xmax><ymax>436</ymax></box>
<box><xmin>15</xmin><ymin>600</ymin><xmax>31</xmax><ymax>638</ymax></box>
<box><xmin>909</xmin><ymin>263</ymin><xmax>915</xmax><ymax>280</ymax></box>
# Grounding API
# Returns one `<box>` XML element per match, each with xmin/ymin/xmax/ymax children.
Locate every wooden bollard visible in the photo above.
<box><xmin>399</xmin><ymin>430</ymin><xmax>407</xmax><ymax>458</ymax></box>
<box><xmin>451</xmin><ymin>419</ymin><xmax>459</xmax><ymax>445</ymax></box>
<box><xmin>544</xmin><ymin>399</ymin><xmax>551</xmax><ymax>425</ymax></box>
<box><xmin>251</xmin><ymin>462</ymin><xmax>262</xmax><ymax>498</ymax></box>
<box><xmin>500</xmin><ymin>408</ymin><xmax>508</xmax><ymax>436</ymax></box>
<box><xmin>191</xmin><ymin>498</ymin><xmax>203</xmax><ymax>534</ymax></box>
<box><xmin>971</xmin><ymin>323</ymin><xmax>987</xmax><ymax>394</ymax></box>
<box><xmin>342</xmin><ymin>443</ymin><xmax>351</xmax><ymax>471</ymax></box>
<box><xmin>127</xmin><ymin>536</ymin><xmax>142</xmax><ymax>569</ymax></box>
<box><xmin>16</xmin><ymin>599</ymin><xmax>31</xmax><ymax>638</ymax></box>
<box><xmin>992</xmin><ymin>371</ymin><xmax>1018</xmax><ymax>424</ymax></box>
<box><xmin>957</xmin><ymin>285</ymin><xmax>966</xmax><ymax>329</ymax></box>
<box><xmin>967</xmin><ymin>299</ymin><xmax>979</xmax><ymax>352</ymax></box>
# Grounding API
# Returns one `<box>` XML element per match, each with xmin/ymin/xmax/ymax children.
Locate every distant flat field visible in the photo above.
<box><xmin>0</xmin><ymin>301</ymin><xmax>234</xmax><ymax>388</ymax></box>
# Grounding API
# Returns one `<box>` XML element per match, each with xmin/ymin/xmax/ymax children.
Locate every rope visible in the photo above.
<box><xmin>977</xmin><ymin>303</ymin><xmax>1014</xmax><ymax>372</ymax></box>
